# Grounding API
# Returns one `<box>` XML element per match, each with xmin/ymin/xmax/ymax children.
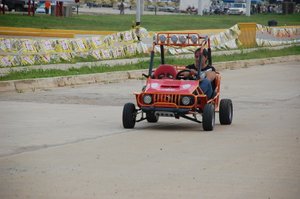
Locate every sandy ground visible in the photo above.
<box><xmin>0</xmin><ymin>62</ymin><xmax>299</xmax><ymax>199</ymax></box>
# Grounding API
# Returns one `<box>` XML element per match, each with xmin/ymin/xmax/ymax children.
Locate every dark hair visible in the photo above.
<box><xmin>195</xmin><ymin>48</ymin><xmax>208</xmax><ymax>57</ymax></box>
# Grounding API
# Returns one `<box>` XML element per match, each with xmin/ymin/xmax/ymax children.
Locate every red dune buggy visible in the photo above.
<box><xmin>122</xmin><ymin>32</ymin><xmax>233</xmax><ymax>131</ymax></box>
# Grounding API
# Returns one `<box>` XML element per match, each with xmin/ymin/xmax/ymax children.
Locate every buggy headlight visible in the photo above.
<box><xmin>159</xmin><ymin>35</ymin><xmax>167</xmax><ymax>43</ymax></box>
<box><xmin>179</xmin><ymin>35</ymin><xmax>187</xmax><ymax>44</ymax></box>
<box><xmin>190</xmin><ymin>34</ymin><xmax>198</xmax><ymax>44</ymax></box>
<box><xmin>181</xmin><ymin>96</ymin><xmax>191</xmax><ymax>105</ymax></box>
<box><xmin>143</xmin><ymin>94</ymin><xmax>152</xmax><ymax>104</ymax></box>
<box><xmin>171</xmin><ymin>35</ymin><xmax>178</xmax><ymax>44</ymax></box>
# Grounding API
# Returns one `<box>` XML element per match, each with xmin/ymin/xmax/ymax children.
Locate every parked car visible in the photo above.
<box><xmin>146</xmin><ymin>5</ymin><xmax>155</xmax><ymax>11</ymax></box>
<box><xmin>35</xmin><ymin>2</ymin><xmax>46</xmax><ymax>13</ymax></box>
<box><xmin>228</xmin><ymin>3</ymin><xmax>246</xmax><ymax>15</ymax></box>
<box><xmin>158</xmin><ymin>6</ymin><xmax>176</xmax><ymax>12</ymax></box>
<box><xmin>5</xmin><ymin>0</ymin><xmax>38</xmax><ymax>12</ymax></box>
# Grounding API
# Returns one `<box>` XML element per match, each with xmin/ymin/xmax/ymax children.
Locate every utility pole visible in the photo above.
<box><xmin>198</xmin><ymin>0</ymin><xmax>203</xmax><ymax>16</ymax></box>
<box><xmin>135</xmin><ymin>0</ymin><xmax>141</xmax><ymax>41</ymax></box>
<box><xmin>140</xmin><ymin>0</ymin><xmax>144</xmax><ymax>15</ymax></box>
<box><xmin>246</xmin><ymin>0</ymin><xmax>251</xmax><ymax>16</ymax></box>
<box><xmin>136</xmin><ymin>0</ymin><xmax>141</xmax><ymax>26</ymax></box>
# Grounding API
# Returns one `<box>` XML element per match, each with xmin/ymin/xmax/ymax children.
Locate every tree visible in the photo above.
<box><xmin>109</xmin><ymin>0</ymin><xmax>118</xmax><ymax>6</ymax></box>
<box><xmin>129</xmin><ymin>0</ymin><xmax>136</xmax><ymax>8</ymax></box>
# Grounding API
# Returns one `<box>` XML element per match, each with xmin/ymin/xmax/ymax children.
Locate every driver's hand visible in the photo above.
<box><xmin>190</xmin><ymin>69</ymin><xmax>197</xmax><ymax>76</ymax></box>
<box><xmin>182</xmin><ymin>71</ymin><xmax>191</xmax><ymax>77</ymax></box>
<box><xmin>189</xmin><ymin>69</ymin><xmax>197</xmax><ymax>80</ymax></box>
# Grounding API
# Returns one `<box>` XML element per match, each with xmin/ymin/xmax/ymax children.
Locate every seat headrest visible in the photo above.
<box><xmin>153</xmin><ymin>64</ymin><xmax>177</xmax><ymax>79</ymax></box>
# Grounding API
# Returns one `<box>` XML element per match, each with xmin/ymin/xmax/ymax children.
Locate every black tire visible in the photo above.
<box><xmin>146</xmin><ymin>112</ymin><xmax>159</xmax><ymax>123</ymax></box>
<box><xmin>122</xmin><ymin>103</ymin><xmax>136</xmax><ymax>128</ymax></box>
<box><xmin>202</xmin><ymin>104</ymin><xmax>215</xmax><ymax>131</ymax></box>
<box><xmin>219</xmin><ymin>99</ymin><xmax>233</xmax><ymax>125</ymax></box>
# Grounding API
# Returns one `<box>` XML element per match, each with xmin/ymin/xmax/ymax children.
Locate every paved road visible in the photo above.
<box><xmin>0</xmin><ymin>62</ymin><xmax>300</xmax><ymax>199</ymax></box>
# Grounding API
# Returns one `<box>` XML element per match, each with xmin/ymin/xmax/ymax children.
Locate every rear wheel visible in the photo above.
<box><xmin>146</xmin><ymin>112</ymin><xmax>159</xmax><ymax>123</ymax></box>
<box><xmin>219</xmin><ymin>99</ymin><xmax>233</xmax><ymax>125</ymax></box>
<box><xmin>202</xmin><ymin>104</ymin><xmax>215</xmax><ymax>131</ymax></box>
<box><xmin>122</xmin><ymin>103</ymin><xmax>136</xmax><ymax>128</ymax></box>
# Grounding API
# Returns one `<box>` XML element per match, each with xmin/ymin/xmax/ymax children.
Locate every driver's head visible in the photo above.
<box><xmin>194</xmin><ymin>48</ymin><xmax>208</xmax><ymax>69</ymax></box>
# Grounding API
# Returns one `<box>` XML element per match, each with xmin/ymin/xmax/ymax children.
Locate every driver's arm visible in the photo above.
<box><xmin>182</xmin><ymin>69</ymin><xmax>197</xmax><ymax>78</ymax></box>
<box><xmin>205</xmin><ymin>71</ymin><xmax>216</xmax><ymax>81</ymax></box>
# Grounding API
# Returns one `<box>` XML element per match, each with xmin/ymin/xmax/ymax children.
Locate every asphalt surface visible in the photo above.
<box><xmin>0</xmin><ymin>61</ymin><xmax>300</xmax><ymax>198</ymax></box>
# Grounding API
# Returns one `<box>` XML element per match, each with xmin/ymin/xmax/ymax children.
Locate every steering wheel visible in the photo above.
<box><xmin>157</xmin><ymin>73</ymin><xmax>175</xmax><ymax>79</ymax></box>
<box><xmin>176</xmin><ymin>69</ymin><xmax>195</xmax><ymax>80</ymax></box>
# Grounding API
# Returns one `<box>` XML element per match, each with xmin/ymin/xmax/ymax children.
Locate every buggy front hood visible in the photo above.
<box><xmin>144</xmin><ymin>79</ymin><xmax>199</xmax><ymax>94</ymax></box>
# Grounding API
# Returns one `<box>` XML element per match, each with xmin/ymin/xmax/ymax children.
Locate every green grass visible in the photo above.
<box><xmin>1</xmin><ymin>45</ymin><xmax>299</xmax><ymax>81</ymax></box>
<box><xmin>0</xmin><ymin>13</ymin><xmax>299</xmax><ymax>31</ymax></box>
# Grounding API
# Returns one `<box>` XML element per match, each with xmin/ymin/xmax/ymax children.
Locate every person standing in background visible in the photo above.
<box><xmin>120</xmin><ymin>1</ymin><xmax>125</xmax><ymax>15</ymax></box>
<box><xmin>45</xmin><ymin>0</ymin><xmax>51</xmax><ymax>14</ymax></box>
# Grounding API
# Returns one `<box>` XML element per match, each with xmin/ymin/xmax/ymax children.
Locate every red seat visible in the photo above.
<box><xmin>153</xmin><ymin>64</ymin><xmax>177</xmax><ymax>79</ymax></box>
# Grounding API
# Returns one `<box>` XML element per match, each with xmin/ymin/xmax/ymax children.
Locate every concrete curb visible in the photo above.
<box><xmin>0</xmin><ymin>69</ymin><xmax>147</xmax><ymax>92</ymax></box>
<box><xmin>0</xmin><ymin>55</ymin><xmax>299</xmax><ymax>93</ymax></box>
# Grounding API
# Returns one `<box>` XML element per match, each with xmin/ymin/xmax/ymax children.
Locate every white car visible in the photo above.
<box><xmin>35</xmin><ymin>2</ymin><xmax>52</xmax><ymax>14</ymax></box>
<box><xmin>228</xmin><ymin>3</ymin><xmax>246</xmax><ymax>15</ymax></box>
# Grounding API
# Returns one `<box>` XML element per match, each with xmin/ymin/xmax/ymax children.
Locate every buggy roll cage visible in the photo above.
<box><xmin>148</xmin><ymin>32</ymin><xmax>212</xmax><ymax>80</ymax></box>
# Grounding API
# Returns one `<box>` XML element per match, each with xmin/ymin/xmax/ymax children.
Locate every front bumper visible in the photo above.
<box><xmin>141</xmin><ymin>107</ymin><xmax>190</xmax><ymax>115</ymax></box>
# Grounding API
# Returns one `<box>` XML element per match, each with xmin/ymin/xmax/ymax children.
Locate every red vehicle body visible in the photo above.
<box><xmin>122</xmin><ymin>32</ymin><xmax>233</xmax><ymax>131</ymax></box>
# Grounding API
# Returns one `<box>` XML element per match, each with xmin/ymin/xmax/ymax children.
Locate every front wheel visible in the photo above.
<box><xmin>219</xmin><ymin>99</ymin><xmax>233</xmax><ymax>125</ymax></box>
<box><xmin>122</xmin><ymin>103</ymin><xmax>137</xmax><ymax>128</ymax></box>
<box><xmin>202</xmin><ymin>104</ymin><xmax>215</xmax><ymax>131</ymax></box>
<box><xmin>146</xmin><ymin>112</ymin><xmax>159</xmax><ymax>123</ymax></box>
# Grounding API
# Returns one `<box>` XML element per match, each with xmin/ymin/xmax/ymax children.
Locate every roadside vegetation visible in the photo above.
<box><xmin>1</xmin><ymin>45</ymin><xmax>299</xmax><ymax>81</ymax></box>
<box><xmin>1</xmin><ymin>13</ymin><xmax>299</xmax><ymax>81</ymax></box>
<box><xmin>1</xmin><ymin>13</ymin><xmax>299</xmax><ymax>31</ymax></box>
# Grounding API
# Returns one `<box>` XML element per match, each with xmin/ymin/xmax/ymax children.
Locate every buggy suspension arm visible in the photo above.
<box><xmin>180</xmin><ymin>114</ymin><xmax>202</xmax><ymax>123</ymax></box>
